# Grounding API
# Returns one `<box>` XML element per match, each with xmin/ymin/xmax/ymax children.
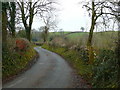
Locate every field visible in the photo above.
<box><xmin>47</xmin><ymin>31</ymin><xmax>118</xmax><ymax>50</ymax></box>
<box><xmin>32</xmin><ymin>31</ymin><xmax>118</xmax><ymax>50</ymax></box>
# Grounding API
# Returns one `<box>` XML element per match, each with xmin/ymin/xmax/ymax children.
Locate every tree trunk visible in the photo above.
<box><xmin>87</xmin><ymin>1</ymin><xmax>96</xmax><ymax>64</ymax></box>
<box><xmin>11</xmin><ymin>3</ymin><xmax>16</xmax><ymax>38</ymax></box>
<box><xmin>26</xmin><ymin>29</ymin><xmax>31</xmax><ymax>42</ymax></box>
<box><xmin>87</xmin><ymin>22</ymin><xmax>95</xmax><ymax>47</ymax></box>
<box><xmin>43</xmin><ymin>35</ymin><xmax>46</xmax><ymax>43</ymax></box>
<box><xmin>10</xmin><ymin>2</ymin><xmax>16</xmax><ymax>38</ymax></box>
<box><xmin>45</xmin><ymin>26</ymin><xmax>49</xmax><ymax>42</ymax></box>
<box><xmin>2</xmin><ymin>5</ymin><xmax>7</xmax><ymax>48</ymax></box>
<box><xmin>11</xmin><ymin>30</ymin><xmax>15</xmax><ymax>37</ymax></box>
<box><xmin>17</xmin><ymin>2</ymin><xmax>34</xmax><ymax>42</ymax></box>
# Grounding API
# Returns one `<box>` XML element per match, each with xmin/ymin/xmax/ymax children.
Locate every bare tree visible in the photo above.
<box><xmin>38</xmin><ymin>26</ymin><xmax>48</xmax><ymax>42</ymax></box>
<box><xmin>83</xmin><ymin>0</ymin><xmax>119</xmax><ymax>64</ymax></box>
<box><xmin>40</xmin><ymin>10</ymin><xmax>58</xmax><ymax>42</ymax></box>
<box><xmin>17</xmin><ymin>0</ymin><xmax>56</xmax><ymax>41</ymax></box>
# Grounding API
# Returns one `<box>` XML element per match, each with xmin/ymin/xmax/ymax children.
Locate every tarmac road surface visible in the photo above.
<box><xmin>3</xmin><ymin>47</ymin><xmax>74</xmax><ymax>88</ymax></box>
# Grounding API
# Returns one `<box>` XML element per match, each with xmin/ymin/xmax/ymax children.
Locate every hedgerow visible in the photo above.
<box><xmin>2</xmin><ymin>38</ymin><xmax>37</xmax><ymax>81</ymax></box>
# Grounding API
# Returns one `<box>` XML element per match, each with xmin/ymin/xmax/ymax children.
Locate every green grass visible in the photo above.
<box><xmin>49</xmin><ymin>31</ymin><xmax>117</xmax><ymax>38</ymax></box>
<box><xmin>66</xmin><ymin>32</ymin><xmax>88</xmax><ymax>38</ymax></box>
<box><xmin>49</xmin><ymin>31</ymin><xmax>88</xmax><ymax>38</ymax></box>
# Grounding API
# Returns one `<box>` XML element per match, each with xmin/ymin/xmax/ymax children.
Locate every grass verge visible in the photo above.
<box><xmin>2</xmin><ymin>45</ymin><xmax>39</xmax><ymax>83</ymax></box>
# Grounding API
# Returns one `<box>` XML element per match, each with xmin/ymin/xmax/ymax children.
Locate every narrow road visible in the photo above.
<box><xmin>3</xmin><ymin>47</ymin><xmax>74</xmax><ymax>88</ymax></box>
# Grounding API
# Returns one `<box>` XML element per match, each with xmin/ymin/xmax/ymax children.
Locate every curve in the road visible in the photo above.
<box><xmin>3</xmin><ymin>47</ymin><xmax>74</xmax><ymax>88</ymax></box>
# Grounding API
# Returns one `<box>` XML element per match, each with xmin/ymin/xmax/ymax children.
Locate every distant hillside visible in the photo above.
<box><xmin>49</xmin><ymin>31</ymin><xmax>118</xmax><ymax>39</ymax></box>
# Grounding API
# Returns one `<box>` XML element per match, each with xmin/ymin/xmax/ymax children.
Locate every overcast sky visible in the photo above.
<box><xmin>31</xmin><ymin>0</ymin><xmax>118</xmax><ymax>32</ymax></box>
<box><xmin>31</xmin><ymin>0</ymin><xmax>91</xmax><ymax>32</ymax></box>
<box><xmin>56</xmin><ymin>0</ymin><xmax>91</xmax><ymax>32</ymax></box>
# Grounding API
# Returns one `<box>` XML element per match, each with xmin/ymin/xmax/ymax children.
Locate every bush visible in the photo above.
<box><xmin>78</xmin><ymin>47</ymin><xmax>89</xmax><ymax>63</ymax></box>
<box><xmin>15</xmin><ymin>38</ymin><xmax>30</xmax><ymax>51</ymax></box>
<box><xmin>92</xmin><ymin>49</ymin><xmax>118</xmax><ymax>88</ymax></box>
<box><xmin>2</xmin><ymin>37</ymin><xmax>37</xmax><ymax>81</ymax></box>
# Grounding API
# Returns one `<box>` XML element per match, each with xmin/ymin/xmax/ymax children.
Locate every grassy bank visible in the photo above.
<box><xmin>2</xmin><ymin>38</ymin><xmax>38</xmax><ymax>82</ymax></box>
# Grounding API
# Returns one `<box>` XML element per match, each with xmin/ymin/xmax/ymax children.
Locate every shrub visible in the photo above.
<box><xmin>2</xmin><ymin>37</ymin><xmax>37</xmax><ymax>81</ymax></box>
<box><xmin>15</xmin><ymin>38</ymin><xmax>30</xmax><ymax>51</ymax></box>
<box><xmin>78</xmin><ymin>47</ymin><xmax>89</xmax><ymax>63</ymax></box>
<box><xmin>92</xmin><ymin>49</ymin><xmax>118</xmax><ymax>88</ymax></box>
